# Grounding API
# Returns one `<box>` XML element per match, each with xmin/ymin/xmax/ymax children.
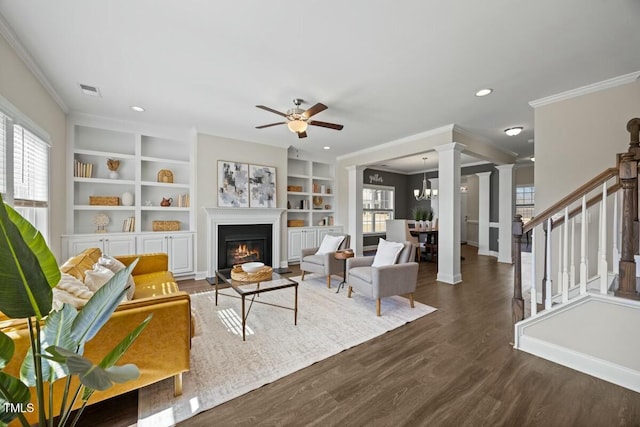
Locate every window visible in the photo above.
<box><xmin>362</xmin><ymin>185</ymin><xmax>394</xmax><ymax>233</ymax></box>
<box><xmin>516</xmin><ymin>185</ymin><xmax>534</xmax><ymax>223</ymax></box>
<box><xmin>0</xmin><ymin>104</ymin><xmax>50</xmax><ymax>242</ymax></box>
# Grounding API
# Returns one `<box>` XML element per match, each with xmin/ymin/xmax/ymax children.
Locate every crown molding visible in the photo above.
<box><xmin>337</xmin><ymin>124</ymin><xmax>454</xmax><ymax>162</ymax></box>
<box><xmin>529</xmin><ymin>71</ymin><xmax>640</xmax><ymax>109</ymax></box>
<box><xmin>0</xmin><ymin>12</ymin><xmax>68</xmax><ymax>113</ymax></box>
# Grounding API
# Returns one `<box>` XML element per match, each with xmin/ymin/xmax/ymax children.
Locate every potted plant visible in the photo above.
<box><xmin>422</xmin><ymin>207</ymin><xmax>434</xmax><ymax>230</ymax></box>
<box><xmin>412</xmin><ymin>207</ymin><xmax>424</xmax><ymax>229</ymax></box>
<box><xmin>0</xmin><ymin>194</ymin><xmax>151</xmax><ymax>427</ymax></box>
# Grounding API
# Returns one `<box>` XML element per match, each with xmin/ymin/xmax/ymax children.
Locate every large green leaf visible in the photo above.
<box><xmin>20</xmin><ymin>304</ymin><xmax>78</xmax><ymax>386</ymax></box>
<box><xmin>0</xmin><ymin>196</ymin><xmax>55</xmax><ymax>319</ymax></box>
<box><xmin>5</xmin><ymin>204</ymin><xmax>59</xmax><ymax>290</ymax></box>
<box><xmin>70</xmin><ymin>260</ymin><xmax>138</xmax><ymax>345</ymax></box>
<box><xmin>0</xmin><ymin>331</ymin><xmax>14</xmax><ymax>370</ymax></box>
<box><xmin>0</xmin><ymin>371</ymin><xmax>31</xmax><ymax>425</ymax></box>
<box><xmin>82</xmin><ymin>313</ymin><xmax>152</xmax><ymax>400</ymax></box>
<box><xmin>45</xmin><ymin>347</ymin><xmax>139</xmax><ymax>391</ymax></box>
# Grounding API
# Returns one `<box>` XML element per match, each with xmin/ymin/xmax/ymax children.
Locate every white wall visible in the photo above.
<box><xmin>195</xmin><ymin>133</ymin><xmax>287</xmax><ymax>274</ymax></box>
<box><xmin>0</xmin><ymin>33</ymin><xmax>66</xmax><ymax>260</ymax></box>
<box><xmin>535</xmin><ymin>80</ymin><xmax>640</xmax><ymax>212</ymax></box>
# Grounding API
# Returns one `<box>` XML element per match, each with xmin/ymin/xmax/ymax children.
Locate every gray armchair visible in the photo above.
<box><xmin>300</xmin><ymin>233</ymin><xmax>351</xmax><ymax>288</ymax></box>
<box><xmin>346</xmin><ymin>241</ymin><xmax>418</xmax><ymax>316</ymax></box>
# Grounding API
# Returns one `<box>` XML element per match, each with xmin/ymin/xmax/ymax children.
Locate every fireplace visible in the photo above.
<box><xmin>218</xmin><ymin>224</ymin><xmax>272</xmax><ymax>269</ymax></box>
<box><xmin>204</xmin><ymin>207</ymin><xmax>285</xmax><ymax>276</ymax></box>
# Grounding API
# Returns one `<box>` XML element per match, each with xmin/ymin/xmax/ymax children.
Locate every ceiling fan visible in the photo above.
<box><xmin>255</xmin><ymin>98</ymin><xmax>344</xmax><ymax>139</ymax></box>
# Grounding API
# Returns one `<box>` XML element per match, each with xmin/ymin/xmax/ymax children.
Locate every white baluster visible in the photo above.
<box><xmin>562</xmin><ymin>207</ymin><xmax>569</xmax><ymax>303</ymax></box>
<box><xmin>570</xmin><ymin>217</ymin><xmax>576</xmax><ymax>288</ymax></box>
<box><xmin>545</xmin><ymin>218</ymin><xmax>553</xmax><ymax>309</ymax></box>
<box><xmin>600</xmin><ymin>183</ymin><xmax>608</xmax><ymax>294</ymax></box>
<box><xmin>580</xmin><ymin>195</ymin><xmax>587</xmax><ymax>295</ymax></box>
<box><xmin>531</xmin><ymin>228</ymin><xmax>537</xmax><ymax>316</ymax></box>
<box><xmin>612</xmin><ymin>190</ymin><xmax>620</xmax><ymax>274</ymax></box>
<box><xmin>557</xmin><ymin>223</ymin><xmax>563</xmax><ymax>299</ymax></box>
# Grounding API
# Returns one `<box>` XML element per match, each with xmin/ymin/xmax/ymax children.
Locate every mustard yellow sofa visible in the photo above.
<box><xmin>0</xmin><ymin>248</ymin><xmax>192</xmax><ymax>425</ymax></box>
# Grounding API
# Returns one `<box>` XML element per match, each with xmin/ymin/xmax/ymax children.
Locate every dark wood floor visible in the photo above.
<box><xmin>77</xmin><ymin>246</ymin><xmax>640</xmax><ymax>426</ymax></box>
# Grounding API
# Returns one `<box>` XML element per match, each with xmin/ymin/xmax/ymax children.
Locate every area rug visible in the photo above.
<box><xmin>137</xmin><ymin>274</ymin><xmax>437</xmax><ymax>426</ymax></box>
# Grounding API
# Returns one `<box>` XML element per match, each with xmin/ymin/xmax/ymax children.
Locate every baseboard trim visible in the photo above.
<box><xmin>517</xmin><ymin>335</ymin><xmax>640</xmax><ymax>393</ymax></box>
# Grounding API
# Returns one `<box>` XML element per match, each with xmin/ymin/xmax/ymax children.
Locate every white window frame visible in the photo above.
<box><xmin>362</xmin><ymin>184</ymin><xmax>395</xmax><ymax>234</ymax></box>
<box><xmin>0</xmin><ymin>95</ymin><xmax>51</xmax><ymax>243</ymax></box>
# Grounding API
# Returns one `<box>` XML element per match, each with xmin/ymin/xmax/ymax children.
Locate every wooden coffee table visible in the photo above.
<box><xmin>208</xmin><ymin>269</ymin><xmax>298</xmax><ymax>341</ymax></box>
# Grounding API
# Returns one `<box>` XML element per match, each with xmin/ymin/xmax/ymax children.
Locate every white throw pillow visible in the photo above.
<box><xmin>98</xmin><ymin>255</ymin><xmax>135</xmax><ymax>300</ymax></box>
<box><xmin>84</xmin><ymin>264</ymin><xmax>115</xmax><ymax>293</ymax></box>
<box><xmin>52</xmin><ymin>273</ymin><xmax>94</xmax><ymax>311</ymax></box>
<box><xmin>372</xmin><ymin>238</ymin><xmax>404</xmax><ymax>267</ymax></box>
<box><xmin>315</xmin><ymin>234</ymin><xmax>345</xmax><ymax>255</ymax></box>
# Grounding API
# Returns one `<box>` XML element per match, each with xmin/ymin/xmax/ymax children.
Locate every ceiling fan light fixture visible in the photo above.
<box><xmin>287</xmin><ymin>119</ymin><xmax>308</xmax><ymax>133</ymax></box>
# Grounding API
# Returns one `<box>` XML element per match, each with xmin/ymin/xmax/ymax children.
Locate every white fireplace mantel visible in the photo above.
<box><xmin>204</xmin><ymin>207</ymin><xmax>285</xmax><ymax>277</ymax></box>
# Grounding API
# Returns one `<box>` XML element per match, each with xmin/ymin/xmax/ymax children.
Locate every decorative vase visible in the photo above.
<box><xmin>109</xmin><ymin>171</ymin><xmax>119</xmax><ymax>179</ymax></box>
<box><xmin>121</xmin><ymin>191</ymin><xmax>134</xmax><ymax>206</ymax></box>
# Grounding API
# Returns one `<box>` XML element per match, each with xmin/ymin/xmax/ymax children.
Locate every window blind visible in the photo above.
<box><xmin>13</xmin><ymin>124</ymin><xmax>49</xmax><ymax>207</ymax></box>
<box><xmin>0</xmin><ymin>112</ymin><xmax>5</xmax><ymax>194</ymax></box>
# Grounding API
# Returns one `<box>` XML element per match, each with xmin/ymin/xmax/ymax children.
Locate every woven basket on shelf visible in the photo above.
<box><xmin>152</xmin><ymin>220</ymin><xmax>180</xmax><ymax>231</ymax></box>
<box><xmin>230</xmin><ymin>265</ymin><xmax>273</xmax><ymax>282</ymax></box>
<box><xmin>89</xmin><ymin>196</ymin><xmax>120</xmax><ymax>206</ymax></box>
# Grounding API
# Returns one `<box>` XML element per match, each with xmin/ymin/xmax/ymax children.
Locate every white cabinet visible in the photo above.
<box><xmin>287</xmin><ymin>228</ymin><xmax>318</xmax><ymax>262</ymax></box>
<box><xmin>136</xmin><ymin>232</ymin><xmax>194</xmax><ymax>275</ymax></box>
<box><xmin>62</xmin><ymin>234</ymin><xmax>136</xmax><ymax>259</ymax></box>
<box><xmin>287</xmin><ymin>226</ymin><xmax>345</xmax><ymax>262</ymax></box>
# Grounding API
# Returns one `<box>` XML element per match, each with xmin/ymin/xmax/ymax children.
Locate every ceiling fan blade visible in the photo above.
<box><xmin>309</xmin><ymin>120</ymin><xmax>344</xmax><ymax>130</ymax></box>
<box><xmin>256</xmin><ymin>105</ymin><xmax>288</xmax><ymax>118</ymax></box>
<box><xmin>297</xmin><ymin>131</ymin><xmax>307</xmax><ymax>139</ymax></box>
<box><xmin>256</xmin><ymin>122</ymin><xmax>287</xmax><ymax>129</ymax></box>
<box><xmin>302</xmin><ymin>103</ymin><xmax>327</xmax><ymax>119</ymax></box>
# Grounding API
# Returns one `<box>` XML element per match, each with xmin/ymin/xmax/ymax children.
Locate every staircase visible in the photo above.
<box><xmin>513</xmin><ymin>118</ymin><xmax>640</xmax><ymax>392</ymax></box>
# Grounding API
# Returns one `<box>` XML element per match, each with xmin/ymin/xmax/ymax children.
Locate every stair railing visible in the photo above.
<box><xmin>513</xmin><ymin>118</ymin><xmax>640</xmax><ymax>324</ymax></box>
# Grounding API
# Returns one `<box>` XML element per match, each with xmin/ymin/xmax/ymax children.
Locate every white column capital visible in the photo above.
<box><xmin>434</xmin><ymin>142</ymin><xmax>467</xmax><ymax>153</ymax></box>
<box><xmin>495</xmin><ymin>164</ymin><xmax>515</xmax><ymax>171</ymax></box>
<box><xmin>476</xmin><ymin>171</ymin><xmax>492</xmax><ymax>178</ymax></box>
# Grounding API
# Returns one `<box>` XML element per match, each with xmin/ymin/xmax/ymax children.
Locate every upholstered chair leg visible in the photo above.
<box><xmin>174</xmin><ymin>373</ymin><xmax>183</xmax><ymax>396</ymax></box>
<box><xmin>347</xmin><ymin>286</ymin><xmax>353</xmax><ymax>298</ymax></box>
<box><xmin>376</xmin><ymin>299</ymin><xmax>381</xmax><ymax>316</ymax></box>
<box><xmin>301</xmin><ymin>271</ymin><xmax>305</xmax><ymax>281</ymax></box>
<box><xmin>409</xmin><ymin>293</ymin><xmax>415</xmax><ymax>308</ymax></box>
<box><xmin>327</xmin><ymin>275</ymin><xmax>331</xmax><ymax>288</ymax></box>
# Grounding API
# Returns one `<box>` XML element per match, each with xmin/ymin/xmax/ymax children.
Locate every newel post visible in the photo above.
<box><xmin>512</xmin><ymin>214</ymin><xmax>525</xmax><ymax>323</ymax></box>
<box><xmin>616</xmin><ymin>121</ymin><xmax>640</xmax><ymax>299</ymax></box>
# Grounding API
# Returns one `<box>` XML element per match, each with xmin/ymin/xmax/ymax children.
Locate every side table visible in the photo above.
<box><xmin>334</xmin><ymin>249</ymin><xmax>354</xmax><ymax>293</ymax></box>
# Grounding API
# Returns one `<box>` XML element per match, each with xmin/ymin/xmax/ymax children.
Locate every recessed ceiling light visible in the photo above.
<box><xmin>475</xmin><ymin>88</ymin><xmax>493</xmax><ymax>97</ymax></box>
<box><xmin>130</xmin><ymin>106</ymin><xmax>145</xmax><ymax>112</ymax></box>
<box><xmin>504</xmin><ymin>127</ymin><xmax>523</xmax><ymax>136</ymax></box>
<box><xmin>323</xmin><ymin>146</ymin><xmax>331</xmax><ymax>150</ymax></box>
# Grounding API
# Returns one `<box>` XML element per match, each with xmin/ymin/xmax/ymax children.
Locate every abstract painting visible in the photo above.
<box><xmin>249</xmin><ymin>164</ymin><xmax>276</xmax><ymax>208</ymax></box>
<box><xmin>218</xmin><ymin>161</ymin><xmax>249</xmax><ymax>207</ymax></box>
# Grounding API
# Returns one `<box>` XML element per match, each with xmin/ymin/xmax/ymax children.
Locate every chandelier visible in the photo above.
<box><xmin>414</xmin><ymin>157</ymin><xmax>437</xmax><ymax>200</ymax></box>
